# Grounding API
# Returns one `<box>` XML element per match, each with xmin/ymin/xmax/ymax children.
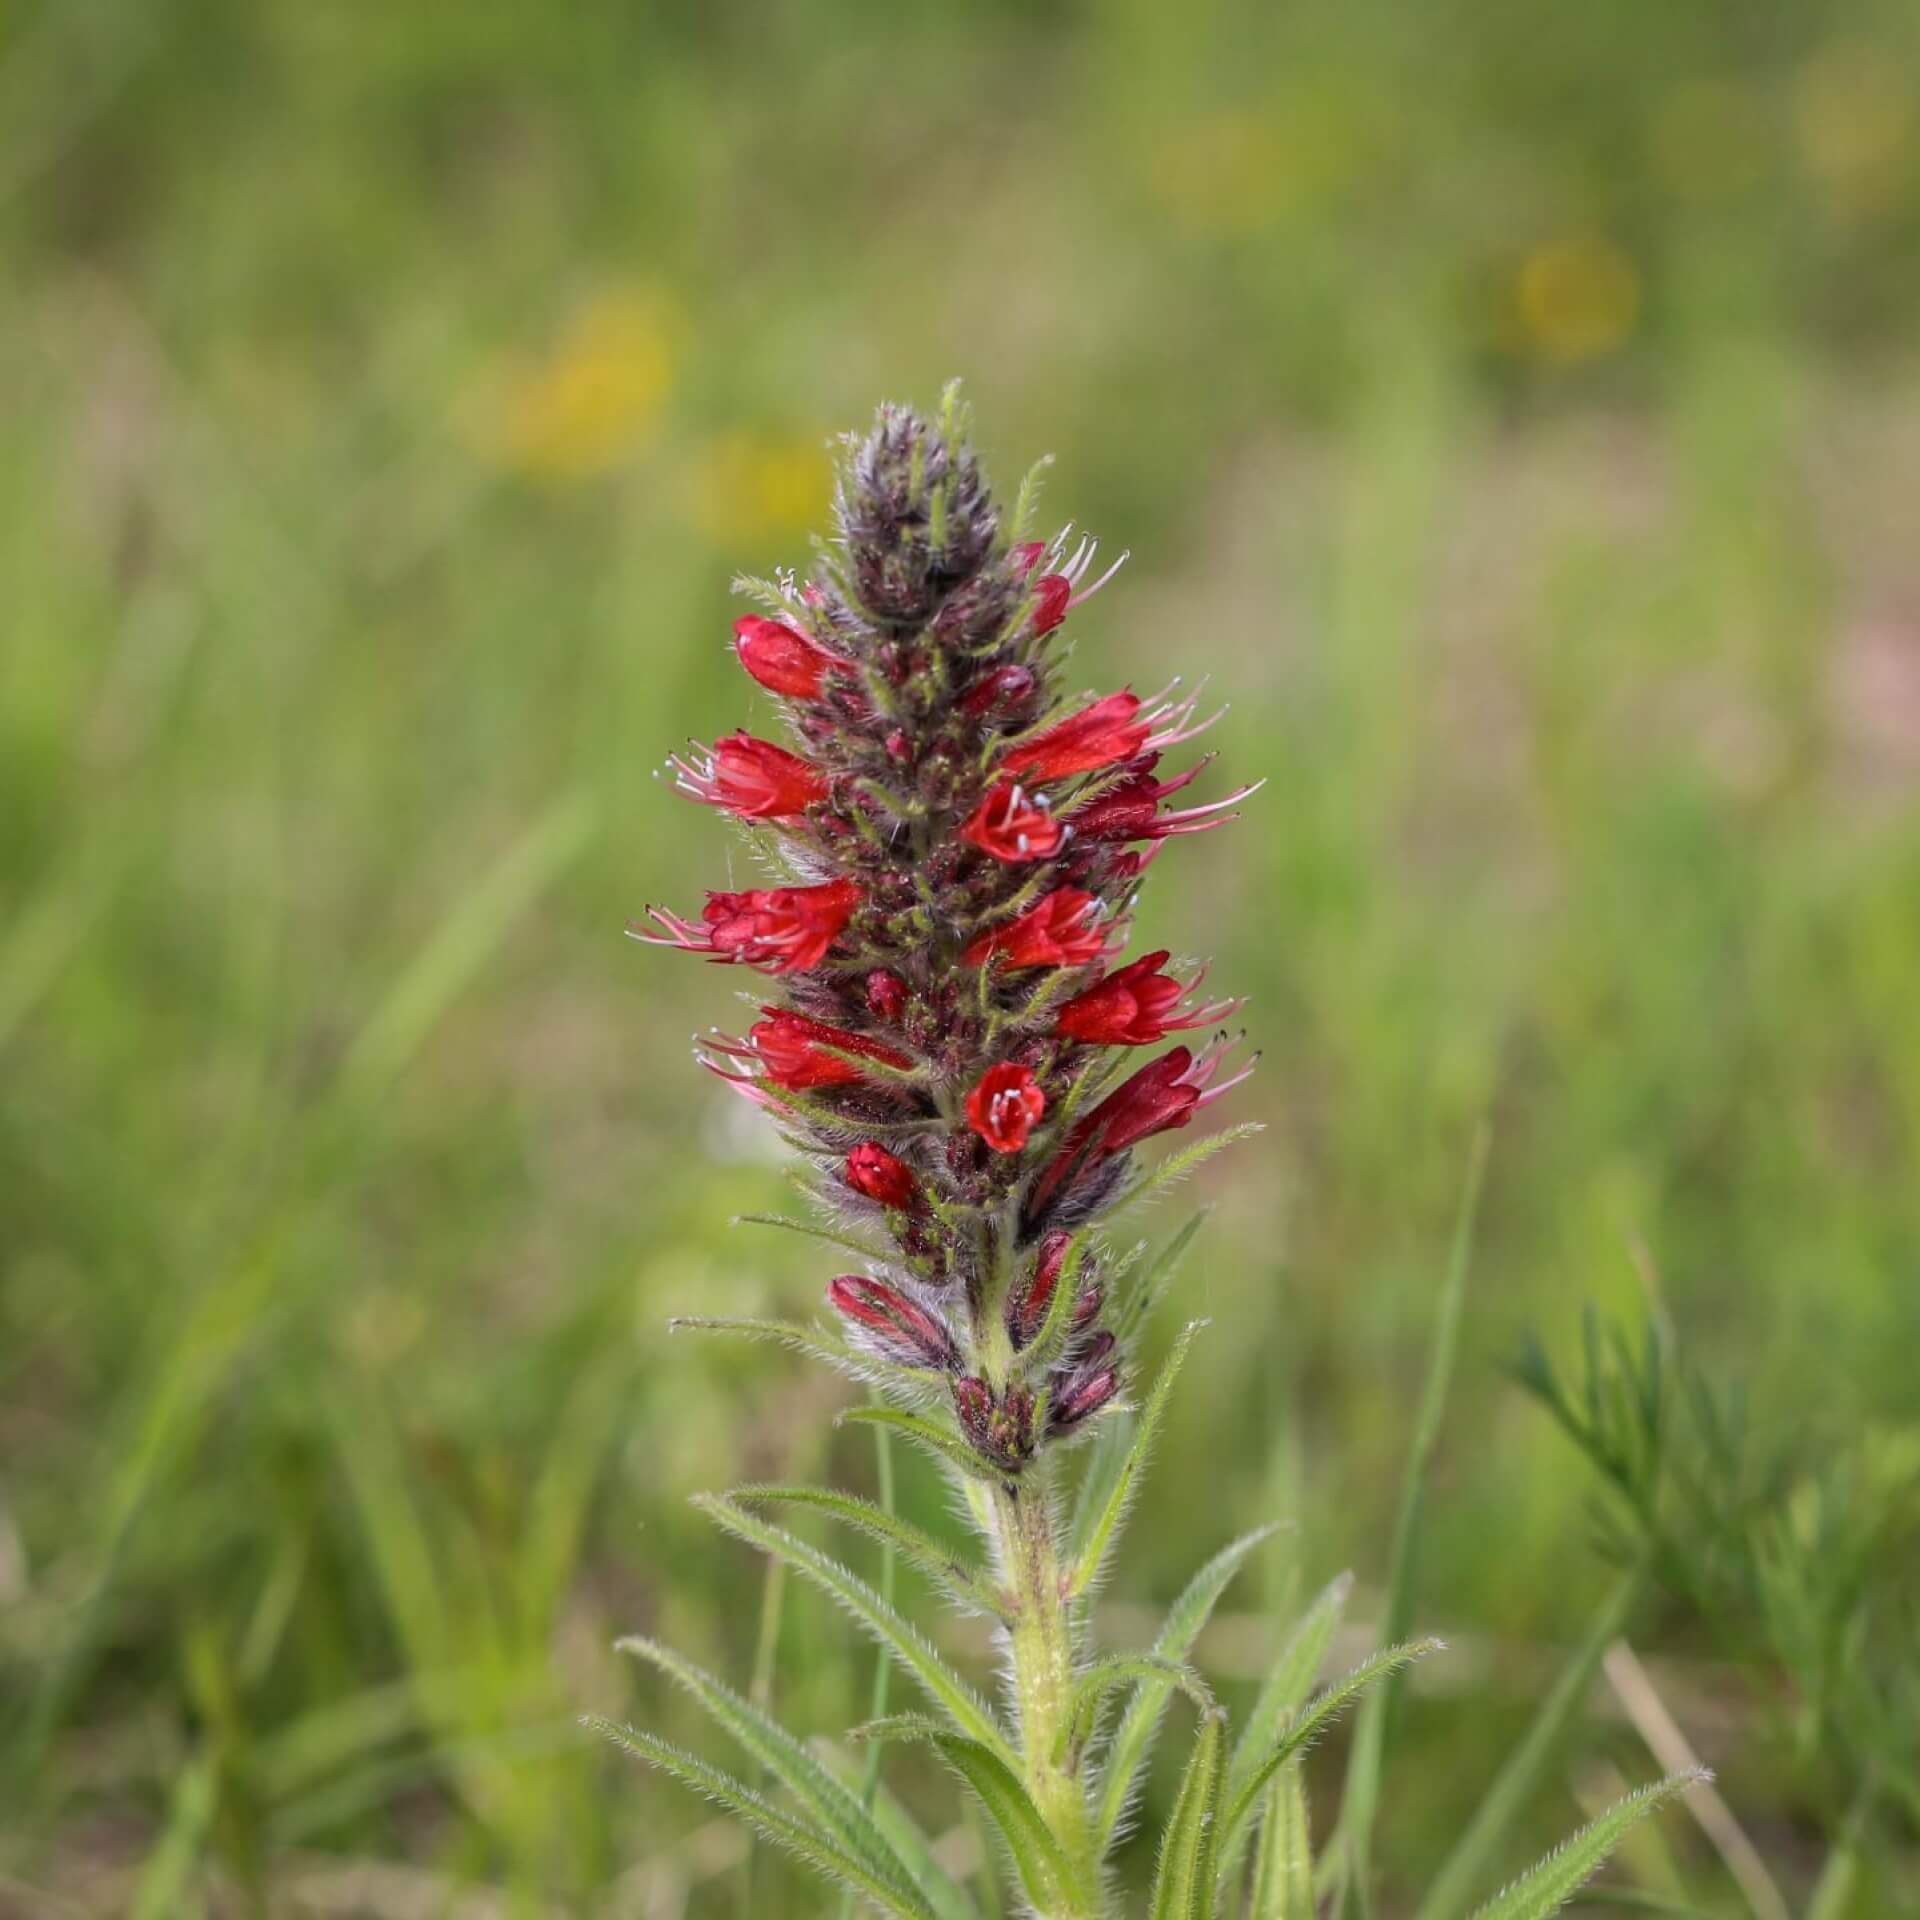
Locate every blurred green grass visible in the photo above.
<box><xmin>3</xmin><ymin>0</ymin><xmax>1919</xmax><ymax>1911</ymax></box>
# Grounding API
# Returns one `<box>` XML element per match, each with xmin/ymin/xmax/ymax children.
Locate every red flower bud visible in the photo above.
<box><xmin>966</xmin><ymin>1062</ymin><xmax>1047</xmax><ymax>1154</ymax></box>
<box><xmin>640</xmin><ymin>878</ymin><xmax>861</xmax><ymax>973</ymax></box>
<box><xmin>957</xmin><ymin>782</ymin><xmax>1066</xmax><ymax>863</ymax></box>
<box><xmin>1055</xmin><ymin>950</ymin><xmax>1240</xmax><ymax>1046</ymax></box>
<box><xmin>954</xmin><ymin>1375</ymin><xmax>1036</xmax><ymax>1472</ymax></box>
<box><xmin>1051</xmin><ymin>1343</ymin><xmax>1121</xmax><ymax>1428</ymax></box>
<box><xmin>732</xmin><ymin>615</ymin><xmax>840</xmax><ymax>699</ymax></box>
<box><xmin>964</xmin><ymin>889</ymin><xmax>1111</xmax><ymax>971</ymax></box>
<box><xmin>828</xmin><ymin>1275</ymin><xmax>956</xmax><ymax>1371</ymax></box>
<box><xmin>670</xmin><ymin>732</ymin><xmax>826</xmax><ymax>819</ymax></box>
<box><xmin>1008</xmin><ymin>1229</ymin><xmax>1075</xmax><ymax>1348</ymax></box>
<box><xmin>866</xmin><ymin>969</ymin><xmax>909</xmax><ymax>1021</ymax></box>
<box><xmin>730</xmin><ymin>1008</ymin><xmax>910</xmax><ymax>1090</ymax></box>
<box><xmin>961</xmin><ymin>663</ymin><xmax>1037</xmax><ymax>717</ymax></box>
<box><xmin>1003</xmin><ymin>692</ymin><xmax>1150</xmax><ymax>780</ymax></box>
<box><xmin>1031</xmin><ymin>573</ymin><xmax>1074</xmax><ymax>635</ymax></box>
<box><xmin>1010</xmin><ymin>541</ymin><xmax>1047</xmax><ymax>575</ymax></box>
<box><xmin>846</xmin><ymin>1142</ymin><xmax>917</xmax><ymax>1210</ymax></box>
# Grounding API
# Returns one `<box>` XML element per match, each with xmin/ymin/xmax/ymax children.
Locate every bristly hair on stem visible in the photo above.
<box><xmin>604</xmin><ymin>388</ymin><xmax>1703</xmax><ymax>1920</ymax></box>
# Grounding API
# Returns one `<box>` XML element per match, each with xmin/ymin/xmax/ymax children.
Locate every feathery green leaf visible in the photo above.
<box><xmin>836</xmin><ymin>1406</ymin><xmax>1003</xmax><ymax>1484</ymax></box>
<box><xmin>1248</xmin><ymin>1762</ymin><xmax>1315</xmax><ymax>1920</ymax></box>
<box><xmin>1149</xmin><ymin>1710</ymin><xmax>1228</xmax><ymax>1920</ymax></box>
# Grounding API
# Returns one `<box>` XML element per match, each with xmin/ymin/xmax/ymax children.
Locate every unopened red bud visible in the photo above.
<box><xmin>885</xmin><ymin>729</ymin><xmax>911</xmax><ymax>762</ymax></box>
<box><xmin>1051</xmin><ymin>1364</ymin><xmax>1120</xmax><ymax>1429</ymax></box>
<box><xmin>828</xmin><ymin>1275</ymin><xmax>956</xmax><ymax>1371</ymax></box>
<box><xmin>846</xmin><ymin>1142</ymin><xmax>917</xmax><ymax>1211</ymax></box>
<box><xmin>1010</xmin><ymin>541</ymin><xmax>1046</xmax><ymax>574</ymax></box>
<box><xmin>866</xmin><ymin>970</ymin><xmax>909</xmax><ymax>1021</ymax></box>
<box><xmin>1031</xmin><ymin>573</ymin><xmax>1073</xmax><ymax>635</ymax></box>
<box><xmin>1072</xmin><ymin>1283</ymin><xmax>1103</xmax><ymax>1333</ymax></box>
<box><xmin>732</xmin><ymin>615</ymin><xmax>839</xmax><ymax>700</ymax></box>
<box><xmin>1007</xmin><ymin>1230</ymin><xmax>1073</xmax><ymax>1349</ymax></box>
<box><xmin>961</xmin><ymin>663</ymin><xmax>1037</xmax><ymax>717</ymax></box>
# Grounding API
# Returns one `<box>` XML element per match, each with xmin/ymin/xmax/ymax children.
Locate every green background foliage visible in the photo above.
<box><xmin>3</xmin><ymin>0</ymin><xmax>1918</xmax><ymax>1910</ymax></box>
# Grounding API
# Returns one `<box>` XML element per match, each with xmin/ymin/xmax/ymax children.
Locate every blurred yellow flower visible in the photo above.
<box><xmin>686</xmin><ymin>430</ymin><xmax>830</xmax><ymax>544</ymax></box>
<box><xmin>482</xmin><ymin>286</ymin><xmax>677</xmax><ymax>482</ymax></box>
<box><xmin>1513</xmin><ymin>235</ymin><xmax>1641</xmax><ymax>365</ymax></box>
<box><xmin>1793</xmin><ymin>43</ymin><xmax>1913</xmax><ymax>221</ymax></box>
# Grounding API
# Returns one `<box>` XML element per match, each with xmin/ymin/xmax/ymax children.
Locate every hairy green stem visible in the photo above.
<box><xmin>994</xmin><ymin>1480</ymin><xmax>1103</xmax><ymax>1919</ymax></box>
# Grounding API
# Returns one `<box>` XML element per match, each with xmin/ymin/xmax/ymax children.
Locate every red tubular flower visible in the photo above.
<box><xmin>712</xmin><ymin>1008</ymin><xmax>909</xmax><ymax>1090</ymax></box>
<box><xmin>638</xmin><ymin>877</ymin><xmax>861</xmax><ymax>973</ymax></box>
<box><xmin>964</xmin><ymin>889</ymin><xmax>1111</xmax><ymax>971</ymax></box>
<box><xmin>847</xmin><ymin>1142</ymin><xmax>918</xmax><ymax>1209</ymax></box>
<box><xmin>1030</xmin><ymin>1037</ymin><xmax>1254</xmax><ymax>1212</ymax></box>
<box><xmin>732</xmin><ymin>615</ymin><xmax>843</xmax><ymax>699</ymax></box>
<box><xmin>670</xmin><ymin>732</ymin><xmax>827</xmax><ymax>819</ymax></box>
<box><xmin>1003</xmin><ymin>692</ymin><xmax>1150</xmax><ymax>780</ymax></box>
<box><xmin>1031</xmin><ymin>573</ymin><xmax>1073</xmax><ymax>635</ymax></box>
<box><xmin>958</xmin><ymin>783</ymin><xmax>1066</xmax><ymax>863</ymax></box>
<box><xmin>828</xmin><ymin>1275</ymin><xmax>956</xmax><ymax>1371</ymax></box>
<box><xmin>1069</xmin><ymin>754</ymin><xmax>1264</xmax><ymax>844</ymax></box>
<box><xmin>1055</xmin><ymin>950</ymin><xmax>1241</xmax><ymax>1046</ymax></box>
<box><xmin>966</xmin><ymin>1062</ymin><xmax>1046</xmax><ymax>1153</ymax></box>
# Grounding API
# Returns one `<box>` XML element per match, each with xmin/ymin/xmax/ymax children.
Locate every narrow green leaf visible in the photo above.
<box><xmin>695</xmin><ymin>1496</ymin><xmax>1013</xmax><ymax>1764</ymax></box>
<box><xmin>1340</xmin><ymin>1125</ymin><xmax>1490</xmax><ymax>1915</ymax></box>
<box><xmin>618</xmin><ymin>1638</ymin><xmax>925</xmax><ymax>1909</ymax></box>
<box><xmin>1069</xmin><ymin>1320</ymin><xmax>1205</xmax><ymax>1599</ymax></box>
<box><xmin>1056</xmin><ymin>1655</ymin><xmax>1209</xmax><ymax>1769</ymax></box>
<box><xmin>1466</xmin><ymin>1772</ymin><xmax>1707</xmax><ymax>1920</ymax></box>
<box><xmin>731</xmin><ymin>1485</ymin><xmax>1003</xmax><ymax>1617</ymax></box>
<box><xmin>1224</xmin><ymin>1640</ymin><xmax>1446</xmax><ymax>1857</ymax></box>
<box><xmin>1112</xmin><ymin>1211</ymin><xmax>1211</xmax><ymax>1343</ymax></box>
<box><xmin>1149</xmin><ymin>1710</ymin><xmax>1228</xmax><ymax>1920</ymax></box>
<box><xmin>925</xmin><ymin>1733</ymin><xmax>1092</xmax><ymax>1918</ymax></box>
<box><xmin>865</xmin><ymin>1776</ymin><xmax>982</xmax><ymax>1920</ymax></box>
<box><xmin>837</xmin><ymin>1406</ymin><xmax>1002</xmax><ymax>1484</ymax></box>
<box><xmin>1109</xmin><ymin>1125</ymin><xmax>1265</xmax><ymax>1223</ymax></box>
<box><xmin>1097</xmin><ymin>1523</ymin><xmax>1284</xmax><ymax>1850</ymax></box>
<box><xmin>1069</xmin><ymin>1409</ymin><xmax>1139</xmax><ymax>1565</ymax></box>
<box><xmin>1414</xmin><ymin>1567</ymin><xmax>1643</xmax><ymax>1920</ymax></box>
<box><xmin>1215</xmin><ymin>1568</ymin><xmax>1354</xmax><ymax>1887</ymax></box>
<box><xmin>670</xmin><ymin>1315</ymin><xmax>856</xmax><ymax>1373</ymax></box>
<box><xmin>1248</xmin><ymin>1762</ymin><xmax>1314</xmax><ymax>1920</ymax></box>
<box><xmin>734</xmin><ymin>1212</ymin><xmax>889</xmax><ymax>1261</ymax></box>
<box><xmin>594</xmin><ymin>1719</ymin><xmax>938</xmax><ymax>1920</ymax></box>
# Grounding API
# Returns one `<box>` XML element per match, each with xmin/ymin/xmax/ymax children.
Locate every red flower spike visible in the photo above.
<box><xmin>710</xmin><ymin>1008</ymin><xmax>910</xmax><ymax>1091</ymax></box>
<box><xmin>958</xmin><ymin>783</ymin><xmax>1066</xmax><ymax>863</ymax></box>
<box><xmin>638</xmin><ymin>877</ymin><xmax>861</xmax><ymax>973</ymax></box>
<box><xmin>1056</xmin><ymin>950</ymin><xmax>1242</xmax><ymax>1046</ymax></box>
<box><xmin>967</xmin><ymin>1062</ymin><xmax>1046</xmax><ymax>1153</ymax></box>
<box><xmin>1007</xmin><ymin>1229</ymin><xmax>1074</xmax><ymax>1349</ymax></box>
<box><xmin>1003</xmin><ymin>691</ymin><xmax>1150</xmax><ymax>780</ymax></box>
<box><xmin>669</xmin><ymin>732</ymin><xmax>827</xmax><ymax>819</ymax></box>
<box><xmin>1031</xmin><ymin>573</ymin><xmax>1073</xmax><ymax>635</ymax></box>
<box><xmin>732</xmin><ymin>615</ymin><xmax>842</xmax><ymax>699</ymax></box>
<box><xmin>964</xmin><ymin>889</ymin><xmax>1111</xmax><ymax>971</ymax></box>
<box><xmin>865</xmin><ymin>969</ymin><xmax>909</xmax><ymax>1021</ymax></box>
<box><xmin>828</xmin><ymin>1275</ymin><xmax>956</xmax><ymax>1371</ymax></box>
<box><xmin>847</xmin><ymin>1142</ymin><xmax>918</xmax><ymax>1210</ymax></box>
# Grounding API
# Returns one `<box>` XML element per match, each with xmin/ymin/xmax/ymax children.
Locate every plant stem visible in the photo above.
<box><xmin>993</xmin><ymin>1478</ymin><xmax>1103</xmax><ymax>1920</ymax></box>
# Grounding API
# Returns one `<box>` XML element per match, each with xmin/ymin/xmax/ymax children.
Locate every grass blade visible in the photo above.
<box><xmin>1467</xmin><ymin>1772</ymin><xmax>1707</xmax><ymax>1920</ymax></box>
<box><xmin>695</xmin><ymin>1496</ymin><xmax>1013</xmax><ymax>1764</ymax></box>
<box><xmin>1339</xmin><ymin>1124</ymin><xmax>1490</xmax><ymax>1914</ymax></box>
<box><xmin>1414</xmin><ymin>1566</ymin><xmax>1644</xmax><ymax>1920</ymax></box>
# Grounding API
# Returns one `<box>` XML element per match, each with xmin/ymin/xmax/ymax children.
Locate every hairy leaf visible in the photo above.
<box><xmin>1223</xmin><ymin>1640</ymin><xmax>1446</xmax><ymax>1858</ymax></box>
<box><xmin>669</xmin><ymin>1315</ymin><xmax>855</xmax><ymax>1372</ymax></box>
<box><xmin>695</xmin><ymin>1496</ymin><xmax>1012</xmax><ymax>1763</ymax></box>
<box><xmin>1227</xmin><ymin>1570</ymin><xmax>1353</xmax><ymax>1822</ymax></box>
<box><xmin>1149</xmin><ymin>1709</ymin><xmax>1228</xmax><ymax>1920</ymax></box>
<box><xmin>1056</xmin><ymin>1655</ymin><xmax>1208</xmax><ymax>1769</ymax></box>
<box><xmin>1466</xmin><ymin>1772</ymin><xmax>1706</xmax><ymax>1920</ymax></box>
<box><xmin>1097</xmin><ymin>1523</ymin><xmax>1284</xmax><ymax>1850</ymax></box>
<box><xmin>1112</xmin><ymin>1211</ymin><xmax>1211</xmax><ymax>1343</ymax></box>
<box><xmin>1069</xmin><ymin>1319</ymin><xmax>1205</xmax><ymax>1600</ymax></box>
<box><xmin>837</xmin><ymin>1406</ymin><xmax>1003</xmax><ymax>1485</ymax></box>
<box><xmin>730</xmin><ymin>1485</ymin><xmax>1003</xmax><ymax>1617</ymax></box>
<box><xmin>1110</xmin><ymin>1125</ymin><xmax>1265</xmax><ymax>1224</ymax></box>
<box><xmin>1248</xmin><ymin>1762</ymin><xmax>1314</xmax><ymax>1920</ymax></box>
<box><xmin>594</xmin><ymin>1719</ymin><xmax>939</xmax><ymax>1920</ymax></box>
<box><xmin>616</xmin><ymin>1638</ymin><xmax>924</xmax><ymax>1908</ymax></box>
